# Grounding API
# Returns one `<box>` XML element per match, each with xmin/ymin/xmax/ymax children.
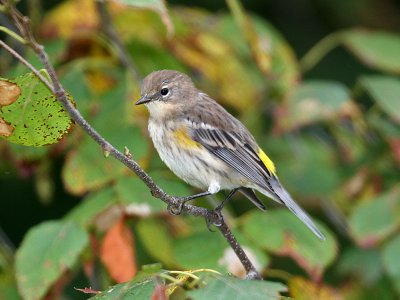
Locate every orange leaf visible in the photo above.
<box><xmin>100</xmin><ymin>218</ymin><xmax>137</xmax><ymax>282</ymax></box>
<box><xmin>0</xmin><ymin>117</ymin><xmax>14</xmax><ymax>137</ymax></box>
<box><xmin>0</xmin><ymin>80</ymin><xmax>21</xmax><ymax>106</ymax></box>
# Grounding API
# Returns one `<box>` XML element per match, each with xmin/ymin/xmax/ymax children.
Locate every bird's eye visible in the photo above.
<box><xmin>160</xmin><ymin>88</ymin><xmax>169</xmax><ymax>96</ymax></box>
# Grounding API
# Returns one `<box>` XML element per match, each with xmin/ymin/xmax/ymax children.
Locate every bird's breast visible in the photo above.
<box><xmin>147</xmin><ymin>120</ymin><xmax>239</xmax><ymax>190</ymax></box>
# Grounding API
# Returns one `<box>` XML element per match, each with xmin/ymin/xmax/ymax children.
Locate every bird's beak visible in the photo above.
<box><xmin>135</xmin><ymin>95</ymin><xmax>150</xmax><ymax>105</ymax></box>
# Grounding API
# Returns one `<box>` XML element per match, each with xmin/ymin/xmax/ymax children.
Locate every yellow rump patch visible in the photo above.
<box><xmin>258</xmin><ymin>148</ymin><xmax>276</xmax><ymax>175</ymax></box>
<box><xmin>172</xmin><ymin>127</ymin><xmax>202</xmax><ymax>148</ymax></box>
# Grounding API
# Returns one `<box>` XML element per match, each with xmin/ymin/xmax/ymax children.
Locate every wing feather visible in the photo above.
<box><xmin>190</xmin><ymin>126</ymin><xmax>275</xmax><ymax>192</ymax></box>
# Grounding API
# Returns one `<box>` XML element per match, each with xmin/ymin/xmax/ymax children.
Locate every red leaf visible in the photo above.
<box><xmin>151</xmin><ymin>284</ymin><xmax>168</xmax><ymax>300</ymax></box>
<box><xmin>389</xmin><ymin>138</ymin><xmax>400</xmax><ymax>164</ymax></box>
<box><xmin>100</xmin><ymin>218</ymin><xmax>137</xmax><ymax>282</ymax></box>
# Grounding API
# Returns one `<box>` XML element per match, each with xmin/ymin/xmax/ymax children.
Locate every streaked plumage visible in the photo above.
<box><xmin>137</xmin><ymin>70</ymin><xmax>325</xmax><ymax>240</ymax></box>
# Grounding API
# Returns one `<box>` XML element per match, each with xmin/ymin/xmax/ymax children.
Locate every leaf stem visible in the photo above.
<box><xmin>300</xmin><ymin>32</ymin><xmax>344</xmax><ymax>72</ymax></box>
<box><xmin>0</xmin><ymin>25</ymin><xmax>26</xmax><ymax>44</ymax></box>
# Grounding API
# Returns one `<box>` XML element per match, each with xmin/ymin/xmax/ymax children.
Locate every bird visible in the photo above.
<box><xmin>136</xmin><ymin>70</ymin><xmax>325</xmax><ymax>240</ymax></box>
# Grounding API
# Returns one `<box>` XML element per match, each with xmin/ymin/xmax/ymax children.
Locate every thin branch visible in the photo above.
<box><xmin>1</xmin><ymin>1</ymin><xmax>262</xmax><ymax>280</ymax></box>
<box><xmin>95</xmin><ymin>0</ymin><xmax>140</xmax><ymax>82</ymax></box>
<box><xmin>0</xmin><ymin>40</ymin><xmax>50</xmax><ymax>87</ymax></box>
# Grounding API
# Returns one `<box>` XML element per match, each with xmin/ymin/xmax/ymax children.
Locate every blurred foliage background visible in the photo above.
<box><xmin>1</xmin><ymin>0</ymin><xmax>400</xmax><ymax>299</ymax></box>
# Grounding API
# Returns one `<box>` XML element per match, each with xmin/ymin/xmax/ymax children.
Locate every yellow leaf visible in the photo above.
<box><xmin>289</xmin><ymin>277</ymin><xmax>343</xmax><ymax>300</ymax></box>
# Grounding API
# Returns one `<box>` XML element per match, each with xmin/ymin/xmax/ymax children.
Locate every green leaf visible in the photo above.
<box><xmin>337</xmin><ymin>248</ymin><xmax>383</xmax><ymax>284</ymax></box>
<box><xmin>117</xmin><ymin>0</ymin><xmax>165</xmax><ymax>10</ymax></box>
<box><xmin>150</xmin><ymin>171</ymin><xmax>192</xmax><ymax>197</ymax></box>
<box><xmin>187</xmin><ymin>274</ymin><xmax>286</xmax><ymax>300</ymax></box>
<box><xmin>15</xmin><ymin>220</ymin><xmax>89</xmax><ymax>300</ymax></box>
<box><xmin>359</xmin><ymin>75</ymin><xmax>400</xmax><ymax>123</ymax></box>
<box><xmin>382</xmin><ymin>235</ymin><xmax>400</xmax><ymax>294</ymax></box>
<box><xmin>89</xmin><ymin>277</ymin><xmax>157</xmax><ymax>300</ymax></box>
<box><xmin>266</xmin><ymin>136</ymin><xmax>341</xmax><ymax>198</ymax></box>
<box><xmin>241</xmin><ymin>210</ymin><xmax>337</xmax><ymax>281</ymax></box>
<box><xmin>65</xmin><ymin>187</ymin><xmax>117</xmax><ymax>227</ymax></box>
<box><xmin>126</xmin><ymin>41</ymin><xmax>188</xmax><ymax>76</ymax></box>
<box><xmin>136</xmin><ymin>218</ymin><xmax>175</xmax><ymax>266</ymax></box>
<box><xmin>116</xmin><ymin>0</ymin><xmax>173</xmax><ymax>36</ymax></box>
<box><xmin>172</xmin><ymin>231</ymin><xmax>227</xmax><ymax>272</ymax></box>
<box><xmin>349</xmin><ymin>186</ymin><xmax>400</xmax><ymax>246</ymax></box>
<box><xmin>217</xmin><ymin>14</ymin><xmax>300</xmax><ymax>98</ymax></box>
<box><xmin>343</xmin><ymin>30</ymin><xmax>400</xmax><ymax>74</ymax></box>
<box><xmin>0</xmin><ymin>72</ymin><xmax>73</xmax><ymax>146</ymax></box>
<box><xmin>284</xmin><ymin>80</ymin><xmax>352</xmax><ymax>130</ymax></box>
<box><xmin>367</xmin><ymin>111</ymin><xmax>400</xmax><ymax>138</ymax></box>
<box><xmin>62</xmin><ymin>72</ymin><xmax>147</xmax><ymax>195</ymax></box>
<box><xmin>114</xmin><ymin>175</ymin><xmax>166</xmax><ymax>213</ymax></box>
<box><xmin>0</xmin><ymin>275</ymin><xmax>21</xmax><ymax>300</ymax></box>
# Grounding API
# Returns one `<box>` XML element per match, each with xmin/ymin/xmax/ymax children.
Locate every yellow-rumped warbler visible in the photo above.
<box><xmin>136</xmin><ymin>70</ymin><xmax>325</xmax><ymax>240</ymax></box>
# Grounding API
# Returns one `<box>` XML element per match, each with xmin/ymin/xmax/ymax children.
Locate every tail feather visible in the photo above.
<box><xmin>263</xmin><ymin>177</ymin><xmax>326</xmax><ymax>241</ymax></box>
<box><xmin>239</xmin><ymin>188</ymin><xmax>266</xmax><ymax>211</ymax></box>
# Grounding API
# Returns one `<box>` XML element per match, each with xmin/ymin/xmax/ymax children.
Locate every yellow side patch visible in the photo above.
<box><xmin>258</xmin><ymin>148</ymin><xmax>276</xmax><ymax>175</ymax></box>
<box><xmin>172</xmin><ymin>127</ymin><xmax>202</xmax><ymax>148</ymax></box>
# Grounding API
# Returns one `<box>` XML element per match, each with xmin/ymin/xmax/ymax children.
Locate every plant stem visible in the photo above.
<box><xmin>300</xmin><ymin>32</ymin><xmax>344</xmax><ymax>72</ymax></box>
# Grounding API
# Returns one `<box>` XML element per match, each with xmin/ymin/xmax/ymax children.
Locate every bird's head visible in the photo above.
<box><xmin>136</xmin><ymin>70</ymin><xmax>196</xmax><ymax>119</ymax></box>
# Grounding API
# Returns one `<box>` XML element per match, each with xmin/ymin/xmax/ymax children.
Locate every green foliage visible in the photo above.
<box><xmin>349</xmin><ymin>186</ymin><xmax>400</xmax><ymax>245</ymax></box>
<box><xmin>15</xmin><ymin>221</ymin><xmax>89</xmax><ymax>300</ymax></box>
<box><xmin>382</xmin><ymin>235</ymin><xmax>400</xmax><ymax>294</ymax></box>
<box><xmin>359</xmin><ymin>75</ymin><xmax>400</xmax><ymax>122</ymax></box>
<box><xmin>0</xmin><ymin>72</ymin><xmax>73</xmax><ymax>146</ymax></box>
<box><xmin>342</xmin><ymin>30</ymin><xmax>400</xmax><ymax>74</ymax></box>
<box><xmin>1</xmin><ymin>0</ymin><xmax>400</xmax><ymax>299</ymax></box>
<box><xmin>186</xmin><ymin>274</ymin><xmax>286</xmax><ymax>300</ymax></box>
<box><xmin>242</xmin><ymin>210</ymin><xmax>337</xmax><ymax>281</ymax></box>
<box><xmin>90</xmin><ymin>270</ymin><xmax>286</xmax><ymax>300</ymax></box>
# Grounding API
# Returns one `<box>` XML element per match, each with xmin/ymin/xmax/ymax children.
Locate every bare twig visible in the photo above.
<box><xmin>95</xmin><ymin>0</ymin><xmax>140</xmax><ymax>82</ymax></box>
<box><xmin>1</xmin><ymin>1</ymin><xmax>262</xmax><ymax>280</ymax></box>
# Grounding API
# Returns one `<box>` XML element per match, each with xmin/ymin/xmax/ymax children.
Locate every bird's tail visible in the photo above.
<box><xmin>262</xmin><ymin>177</ymin><xmax>326</xmax><ymax>241</ymax></box>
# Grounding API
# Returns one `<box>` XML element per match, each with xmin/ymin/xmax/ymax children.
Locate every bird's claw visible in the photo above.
<box><xmin>167</xmin><ymin>201</ymin><xmax>184</xmax><ymax>215</ymax></box>
<box><xmin>206</xmin><ymin>209</ymin><xmax>224</xmax><ymax>231</ymax></box>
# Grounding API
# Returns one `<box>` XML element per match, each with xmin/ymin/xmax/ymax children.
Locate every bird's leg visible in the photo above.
<box><xmin>168</xmin><ymin>191</ymin><xmax>212</xmax><ymax>215</ymax></box>
<box><xmin>206</xmin><ymin>188</ymin><xmax>240</xmax><ymax>231</ymax></box>
<box><xmin>215</xmin><ymin>188</ymin><xmax>240</xmax><ymax>212</ymax></box>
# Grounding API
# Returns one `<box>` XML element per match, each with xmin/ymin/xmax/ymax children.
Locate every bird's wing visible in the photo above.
<box><xmin>188</xmin><ymin>121</ymin><xmax>276</xmax><ymax>193</ymax></box>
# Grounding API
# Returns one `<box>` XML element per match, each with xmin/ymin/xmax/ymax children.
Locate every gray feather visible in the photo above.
<box><xmin>239</xmin><ymin>188</ymin><xmax>266</xmax><ymax>211</ymax></box>
<box><xmin>267</xmin><ymin>177</ymin><xmax>326</xmax><ymax>240</ymax></box>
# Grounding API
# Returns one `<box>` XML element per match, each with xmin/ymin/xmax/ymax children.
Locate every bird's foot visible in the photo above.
<box><xmin>167</xmin><ymin>200</ymin><xmax>185</xmax><ymax>215</ymax></box>
<box><xmin>206</xmin><ymin>208</ymin><xmax>224</xmax><ymax>231</ymax></box>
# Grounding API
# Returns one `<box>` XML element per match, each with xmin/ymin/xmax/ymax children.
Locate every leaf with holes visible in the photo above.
<box><xmin>0</xmin><ymin>73</ymin><xmax>73</xmax><ymax>146</ymax></box>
